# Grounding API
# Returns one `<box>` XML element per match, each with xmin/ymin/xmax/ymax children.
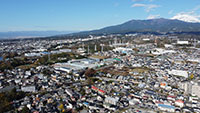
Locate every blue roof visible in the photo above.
<box><xmin>41</xmin><ymin>52</ymin><xmax>50</xmax><ymax>54</ymax></box>
<box><xmin>83</xmin><ymin>102</ymin><xmax>89</xmax><ymax>105</ymax></box>
<box><xmin>145</xmin><ymin>90</ymin><xmax>156</xmax><ymax>95</ymax></box>
<box><xmin>158</xmin><ymin>104</ymin><xmax>175</xmax><ymax>109</ymax></box>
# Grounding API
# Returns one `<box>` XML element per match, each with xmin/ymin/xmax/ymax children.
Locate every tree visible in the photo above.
<box><xmin>84</xmin><ymin>68</ymin><xmax>96</xmax><ymax>77</ymax></box>
<box><xmin>0</xmin><ymin>88</ymin><xmax>26</xmax><ymax>112</ymax></box>
<box><xmin>190</xmin><ymin>73</ymin><xmax>194</xmax><ymax>80</ymax></box>
<box><xmin>0</xmin><ymin>62</ymin><xmax>12</xmax><ymax>71</ymax></box>
<box><xmin>21</xmin><ymin>106</ymin><xmax>30</xmax><ymax>113</ymax></box>
<box><xmin>58</xmin><ymin>103</ymin><xmax>64</xmax><ymax>111</ymax></box>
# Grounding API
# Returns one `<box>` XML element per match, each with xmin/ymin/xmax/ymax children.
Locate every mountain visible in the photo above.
<box><xmin>0</xmin><ymin>31</ymin><xmax>76</xmax><ymax>39</ymax></box>
<box><xmin>70</xmin><ymin>18</ymin><xmax>200</xmax><ymax>36</ymax></box>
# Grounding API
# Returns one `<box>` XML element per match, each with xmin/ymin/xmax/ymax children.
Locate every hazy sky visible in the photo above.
<box><xmin>0</xmin><ymin>0</ymin><xmax>200</xmax><ymax>31</ymax></box>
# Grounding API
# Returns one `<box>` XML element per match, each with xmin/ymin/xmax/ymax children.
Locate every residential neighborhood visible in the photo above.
<box><xmin>0</xmin><ymin>34</ymin><xmax>200</xmax><ymax>113</ymax></box>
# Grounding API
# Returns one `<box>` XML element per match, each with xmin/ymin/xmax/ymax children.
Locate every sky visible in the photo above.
<box><xmin>0</xmin><ymin>0</ymin><xmax>200</xmax><ymax>32</ymax></box>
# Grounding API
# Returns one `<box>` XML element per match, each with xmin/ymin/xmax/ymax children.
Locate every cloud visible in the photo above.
<box><xmin>131</xmin><ymin>3</ymin><xmax>160</xmax><ymax>12</ymax></box>
<box><xmin>193</xmin><ymin>5</ymin><xmax>200</xmax><ymax>11</ymax></box>
<box><xmin>171</xmin><ymin>12</ymin><xmax>200</xmax><ymax>23</ymax></box>
<box><xmin>170</xmin><ymin>5</ymin><xmax>200</xmax><ymax>23</ymax></box>
<box><xmin>132</xmin><ymin>3</ymin><xmax>146</xmax><ymax>7</ymax></box>
<box><xmin>168</xmin><ymin>10</ymin><xmax>173</xmax><ymax>15</ymax></box>
<box><xmin>147</xmin><ymin>14</ymin><xmax>160</xmax><ymax>19</ymax></box>
<box><xmin>34</xmin><ymin>25</ymin><xmax>50</xmax><ymax>28</ymax></box>
<box><xmin>114</xmin><ymin>3</ymin><xmax>119</xmax><ymax>7</ymax></box>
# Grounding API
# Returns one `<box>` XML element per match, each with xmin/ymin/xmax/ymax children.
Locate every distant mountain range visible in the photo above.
<box><xmin>69</xmin><ymin>18</ymin><xmax>200</xmax><ymax>36</ymax></box>
<box><xmin>2</xmin><ymin>18</ymin><xmax>200</xmax><ymax>40</ymax></box>
<box><xmin>0</xmin><ymin>31</ymin><xmax>76</xmax><ymax>39</ymax></box>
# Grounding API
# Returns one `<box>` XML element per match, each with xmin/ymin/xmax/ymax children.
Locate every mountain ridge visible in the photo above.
<box><xmin>0</xmin><ymin>31</ymin><xmax>76</xmax><ymax>39</ymax></box>
<box><xmin>69</xmin><ymin>18</ymin><xmax>200</xmax><ymax>36</ymax></box>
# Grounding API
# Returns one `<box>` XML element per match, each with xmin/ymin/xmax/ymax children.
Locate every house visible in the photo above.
<box><xmin>21</xmin><ymin>86</ymin><xmax>36</xmax><ymax>92</ymax></box>
<box><xmin>105</xmin><ymin>97</ymin><xmax>119</xmax><ymax>105</ymax></box>
<box><xmin>157</xmin><ymin>104</ymin><xmax>175</xmax><ymax>112</ymax></box>
<box><xmin>167</xmin><ymin>95</ymin><xmax>176</xmax><ymax>102</ymax></box>
<box><xmin>98</xmin><ymin>89</ymin><xmax>105</xmax><ymax>95</ymax></box>
<box><xmin>65</xmin><ymin>88</ymin><xmax>74</xmax><ymax>97</ymax></box>
<box><xmin>177</xmin><ymin>41</ymin><xmax>189</xmax><ymax>45</ymax></box>
<box><xmin>175</xmin><ymin>100</ymin><xmax>184</xmax><ymax>108</ymax></box>
<box><xmin>91</xmin><ymin>86</ymin><xmax>106</xmax><ymax>95</ymax></box>
<box><xmin>168</xmin><ymin>70</ymin><xmax>188</xmax><ymax>78</ymax></box>
<box><xmin>160</xmin><ymin>82</ymin><xmax>167</xmax><ymax>89</ymax></box>
<box><xmin>129</xmin><ymin>99</ymin><xmax>139</xmax><ymax>105</ymax></box>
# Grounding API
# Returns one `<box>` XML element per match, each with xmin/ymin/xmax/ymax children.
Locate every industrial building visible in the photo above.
<box><xmin>54</xmin><ymin>58</ymin><xmax>100</xmax><ymax>73</ymax></box>
<box><xmin>167</xmin><ymin>69</ymin><xmax>188</xmax><ymax>78</ymax></box>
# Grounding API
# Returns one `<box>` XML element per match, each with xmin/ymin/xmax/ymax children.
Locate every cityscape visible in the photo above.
<box><xmin>0</xmin><ymin>34</ymin><xmax>200</xmax><ymax>113</ymax></box>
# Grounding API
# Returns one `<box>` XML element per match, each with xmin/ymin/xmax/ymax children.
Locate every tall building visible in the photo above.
<box><xmin>179</xmin><ymin>81</ymin><xmax>200</xmax><ymax>97</ymax></box>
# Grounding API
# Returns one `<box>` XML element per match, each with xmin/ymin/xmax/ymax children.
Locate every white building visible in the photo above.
<box><xmin>177</xmin><ymin>41</ymin><xmax>189</xmax><ymax>45</ymax></box>
<box><xmin>168</xmin><ymin>69</ymin><xmax>188</xmax><ymax>78</ymax></box>
<box><xmin>55</xmin><ymin>67</ymin><xmax>72</xmax><ymax>73</ymax></box>
<box><xmin>191</xmin><ymin>83</ymin><xmax>200</xmax><ymax>97</ymax></box>
<box><xmin>129</xmin><ymin>99</ymin><xmax>139</xmax><ymax>105</ymax></box>
<box><xmin>187</xmin><ymin>58</ymin><xmax>200</xmax><ymax>63</ymax></box>
<box><xmin>105</xmin><ymin>97</ymin><xmax>119</xmax><ymax>105</ymax></box>
<box><xmin>164</xmin><ymin>44</ymin><xmax>173</xmax><ymax>48</ymax></box>
<box><xmin>152</xmin><ymin>48</ymin><xmax>176</xmax><ymax>55</ymax></box>
<box><xmin>21</xmin><ymin>86</ymin><xmax>36</xmax><ymax>92</ymax></box>
<box><xmin>54</xmin><ymin>58</ymin><xmax>99</xmax><ymax>73</ymax></box>
<box><xmin>59</xmin><ymin>49</ymin><xmax>71</xmax><ymax>53</ymax></box>
<box><xmin>25</xmin><ymin>53</ymin><xmax>41</xmax><ymax>57</ymax></box>
<box><xmin>65</xmin><ymin>88</ymin><xmax>73</xmax><ymax>97</ymax></box>
<box><xmin>113</xmin><ymin>47</ymin><xmax>133</xmax><ymax>54</ymax></box>
<box><xmin>179</xmin><ymin>81</ymin><xmax>200</xmax><ymax>97</ymax></box>
<box><xmin>142</xmin><ymin>38</ymin><xmax>150</xmax><ymax>41</ymax></box>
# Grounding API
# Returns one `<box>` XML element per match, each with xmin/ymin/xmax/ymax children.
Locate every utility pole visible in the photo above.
<box><xmin>115</xmin><ymin>38</ymin><xmax>117</xmax><ymax>45</ymax></box>
<box><xmin>101</xmin><ymin>44</ymin><xmax>104</xmax><ymax>53</ymax></box>
<box><xmin>82</xmin><ymin>43</ymin><xmax>85</xmax><ymax>49</ymax></box>
<box><xmin>94</xmin><ymin>44</ymin><xmax>97</xmax><ymax>51</ymax></box>
<box><xmin>48</xmin><ymin>53</ymin><xmax>51</xmax><ymax>62</ymax></box>
<box><xmin>109</xmin><ymin>41</ymin><xmax>111</xmax><ymax>46</ymax></box>
<box><xmin>88</xmin><ymin>45</ymin><xmax>90</xmax><ymax>54</ymax></box>
<box><xmin>155</xmin><ymin>36</ymin><xmax>158</xmax><ymax>46</ymax></box>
